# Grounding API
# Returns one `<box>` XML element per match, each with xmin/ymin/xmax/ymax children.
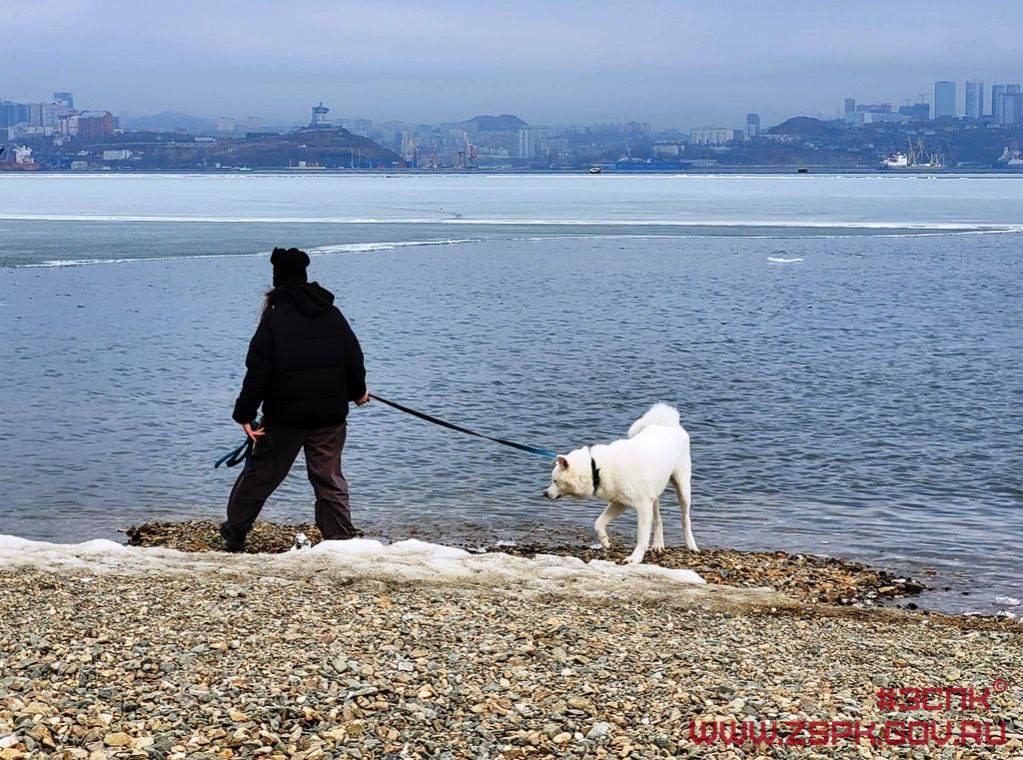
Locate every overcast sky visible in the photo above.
<box><xmin>4</xmin><ymin>0</ymin><xmax>1022</xmax><ymax>129</ymax></box>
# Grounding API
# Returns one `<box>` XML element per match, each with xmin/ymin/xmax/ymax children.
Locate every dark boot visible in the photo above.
<box><xmin>219</xmin><ymin>522</ymin><xmax>246</xmax><ymax>553</ymax></box>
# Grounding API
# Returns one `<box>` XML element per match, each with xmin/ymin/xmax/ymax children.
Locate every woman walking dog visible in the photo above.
<box><xmin>221</xmin><ymin>247</ymin><xmax>370</xmax><ymax>552</ymax></box>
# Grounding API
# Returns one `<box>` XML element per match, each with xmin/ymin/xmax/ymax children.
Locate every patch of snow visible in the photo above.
<box><xmin>0</xmin><ymin>535</ymin><xmax>708</xmax><ymax>604</ymax></box>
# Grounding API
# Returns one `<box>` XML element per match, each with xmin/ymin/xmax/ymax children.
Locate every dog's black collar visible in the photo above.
<box><xmin>590</xmin><ymin>447</ymin><xmax>601</xmax><ymax>493</ymax></box>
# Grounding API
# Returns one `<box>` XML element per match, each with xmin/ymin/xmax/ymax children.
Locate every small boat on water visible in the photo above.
<box><xmin>588</xmin><ymin>166</ymin><xmax>602</xmax><ymax>174</ymax></box>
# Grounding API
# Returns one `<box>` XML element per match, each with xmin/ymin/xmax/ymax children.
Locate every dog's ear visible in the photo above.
<box><xmin>555</xmin><ymin>455</ymin><xmax>569</xmax><ymax>469</ymax></box>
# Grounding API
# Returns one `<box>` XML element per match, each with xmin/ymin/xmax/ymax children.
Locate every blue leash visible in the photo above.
<box><xmin>214</xmin><ymin>398</ymin><xmax>557</xmax><ymax>468</ymax></box>
<box><xmin>214</xmin><ymin>419</ymin><xmax>264</xmax><ymax>469</ymax></box>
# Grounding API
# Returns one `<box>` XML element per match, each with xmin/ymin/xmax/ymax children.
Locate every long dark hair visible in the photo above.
<box><xmin>260</xmin><ymin>288</ymin><xmax>274</xmax><ymax>320</ymax></box>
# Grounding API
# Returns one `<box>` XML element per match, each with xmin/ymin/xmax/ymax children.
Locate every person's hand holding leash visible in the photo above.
<box><xmin>241</xmin><ymin>422</ymin><xmax>264</xmax><ymax>443</ymax></box>
<box><xmin>355</xmin><ymin>392</ymin><xmax>371</xmax><ymax>406</ymax></box>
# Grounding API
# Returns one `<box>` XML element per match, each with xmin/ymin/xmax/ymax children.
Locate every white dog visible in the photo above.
<box><xmin>543</xmin><ymin>404</ymin><xmax>696</xmax><ymax>564</ymax></box>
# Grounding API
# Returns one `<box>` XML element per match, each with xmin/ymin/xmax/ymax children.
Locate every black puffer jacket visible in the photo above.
<box><xmin>232</xmin><ymin>282</ymin><xmax>366</xmax><ymax>428</ymax></box>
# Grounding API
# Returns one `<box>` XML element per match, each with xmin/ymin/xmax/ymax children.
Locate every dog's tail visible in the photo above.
<box><xmin>628</xmin><ymin>403</ymin><xmax>681</xmax><ymax>437</ymax></box>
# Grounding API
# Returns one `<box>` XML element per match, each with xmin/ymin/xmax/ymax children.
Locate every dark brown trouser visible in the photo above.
<box><xmin>224</xmin><ymin>420</ymin><xmax>357</xmax><ymax>542</ymax></box>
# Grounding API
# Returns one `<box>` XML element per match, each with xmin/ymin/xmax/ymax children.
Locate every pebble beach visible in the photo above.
<box><xmin>1</xmin><ymin>529</ymin><xmax>1021</xmax><ymax>759</ymax></box>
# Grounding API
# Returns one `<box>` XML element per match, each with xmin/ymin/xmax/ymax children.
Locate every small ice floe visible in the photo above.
<box><xmin>994</xmin><ymin>595</ymin><xmax>1021</xmax><ymax>607</ymax></box>
<box><xmin>289</xmin><ymin>532</ymin><xmax>312</xmax><ymax>552</ymax></box>
<box><xmin>767</xmin><ymin>256</ymin><xmax>804</xmax><ymax>264</ymax></box>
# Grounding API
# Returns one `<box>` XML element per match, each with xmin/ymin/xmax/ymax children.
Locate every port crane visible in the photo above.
<box><xmin>456</xmin><ymin>131</ymin><xmax>478</xmax><ymax>169</ymax></box>
<box><xmin>907</xmin><ymin>138</ymin><xmax>948</xmax><ymax>167</ymax></box>
<box><xmin>400</xmin><ymin>134</ymin><xmax>418</xmax><ymax>167</ymax></box>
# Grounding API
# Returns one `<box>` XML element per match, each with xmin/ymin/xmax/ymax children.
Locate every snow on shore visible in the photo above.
<box><xmin>0</xmin><ymin>535</ymin><xmax>720</xmax><ymax>605</ymax></box>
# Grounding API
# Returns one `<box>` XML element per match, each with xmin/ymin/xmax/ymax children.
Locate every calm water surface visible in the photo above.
<box><xmin>1</xmin><ymin>174</ymin><xmax>1020</xmax><ymax>613</ymax></box>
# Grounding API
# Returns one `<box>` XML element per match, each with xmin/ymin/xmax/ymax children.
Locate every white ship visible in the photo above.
<box><xmin>881</xmin><ymin>152</ymin><xmax>910</xmax><ymax>168</ymax></box>
<box><xmin>996</xmin><ymin>146</ymin><xmax>1023</xmax><ymax>166</ymax></box>
<box><xmin>0</xmin><ymin>145</ymin><xmax>40</xmax><ymax>171</ymax></box>
<box><xmin>879</xmin><ymin>138</ymin><xmax>946</xmax><ymax>169</ymax></box>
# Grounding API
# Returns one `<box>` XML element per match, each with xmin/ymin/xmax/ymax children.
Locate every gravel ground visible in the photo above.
<box><xmin>0</xmin><ymin>548</ymin><xmax>1020</xmax><ymax>759</ymax></box>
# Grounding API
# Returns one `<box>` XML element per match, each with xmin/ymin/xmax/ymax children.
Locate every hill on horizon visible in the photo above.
<box><xmin>120</xmin><ymin>111</ymin><xmax>217</xmax><ymax>133</ymax></box>
<box><xmin>205</xmin><ymin>127</ymin><xmax>399</xmax><ymax>168</ymax></box>
<box><xmin>464</xmin><ymin>114</ymin><xmax>528</xmax><ymax>132</ymax></box>
<box><xmin>767</xmin><ymin>116</ymin><xmax>839</xmax><ymax>137</ymax></box>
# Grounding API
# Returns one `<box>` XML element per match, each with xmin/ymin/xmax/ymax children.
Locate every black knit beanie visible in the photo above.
<box><xmin>270</xmin><ymin>247</ymin><xmax>310</xmax><ymax>287</ymax></box>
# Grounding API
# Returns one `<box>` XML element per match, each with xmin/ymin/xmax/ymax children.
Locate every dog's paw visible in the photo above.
<box><xmin>651</xmin><ymin>542</ymin><xmax>665</xmax><ymax>555</ymax></box>
<box><xmin>622</xmin><ymin>554</ymin><xmax>644</xmax><ymax>565</ymax></box>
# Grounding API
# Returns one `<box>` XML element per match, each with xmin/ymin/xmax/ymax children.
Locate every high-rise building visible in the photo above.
<box><xmin>965</xmin><ymin>80</ymin><xmax>984</xmax><ymax>120</ymax></box>
<box><xmin>76</xmin><ymin>111</ymin><xmax>113</xmax><ymax>140</ymax></box>
<box><xmin>690</xmin><ymin>128</ymin><xmax>736</xmax><ymax>145</ymax></box>
<box><xmin>0</xmin><ymin>100</ymin><xmax>29</xmax><ymax>128</ymax></box>
<box><xmin>745</xmin><ymin>113</ymin><xmax>760</xmax><ymax>138</ymax></box>
<box><xmin>216</xmin><ymin>116</ymin><xmax>236</xmax><ymax>132</ymax></box>
<box><xmin>992</xmin><ymin>84</ymin><xmax>1021</xmax><ymax>122</ymax></box>
<box><xmin>53</xmin><ymin>91</ymin><xmax>74</xmax><ymax>109</ymax></box>
<box><xmin>994</xmin><ymin>90</ymin><xmax>1023</xmax><ymax>125</ymax></box>
<box><xmin>992</xmin><ymin>84</ymin><xmax>1006</xmax><ymax>120</ymax></box>
<box><xmin>517</xmin><ymin>128</ymin><xmax>538</xmax><ymax>159</ymax></box>
<box><xmin>341</xmin><ymin>118</ymin><xmax>373</xmax><ymax>136</ymax></box>
<box><xmin>898</xmin><ymin>103</ymin><xmax>930</xmax><ymax>121</ymax></box>
<box><xmin>1006</xmin><ymin>93</ymin><xmax>1023</xmax><ymax>125</ymax></box>
<box><xmin>844</xmin><ymin>98</ymin><xmax>856</xmax><ymax>114</ymax></box>
<box><xmin>934</xmin><ymin>81</ymin><xmax>956</xmax><ymax>118</ymax></box>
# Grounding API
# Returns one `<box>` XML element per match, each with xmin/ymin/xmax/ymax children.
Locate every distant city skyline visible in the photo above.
<box><xmin>3</xmin><ymin>1</ymin><xmax>1023</xmax><ymax>129</ymax></box>
<box><xmin>5</xmin><ymin>76</ymin><xmax>1020</xmax><ymax>134</ymax></box>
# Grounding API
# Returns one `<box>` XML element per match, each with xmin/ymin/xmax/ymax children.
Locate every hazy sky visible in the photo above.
<box><xmin>4</xmin><ymin>0</ymin><xmax>1023</xmax><ymax>129</ymax></box>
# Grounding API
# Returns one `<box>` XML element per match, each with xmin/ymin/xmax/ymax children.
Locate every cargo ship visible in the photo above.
<box><xmin>0</xmin><ymin>145</ymin><xmax>40</xmax><ymax>171</ymax></box>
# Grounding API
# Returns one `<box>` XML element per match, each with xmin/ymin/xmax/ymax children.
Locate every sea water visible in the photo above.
<box><xmin>1</xmin><ymin>173</ymin><xmax>1020</xmax><ymax>613</ymax></box>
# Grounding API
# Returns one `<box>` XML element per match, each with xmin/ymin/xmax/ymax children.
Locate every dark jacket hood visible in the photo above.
<box><xmin>270</xmin><ymin>281</ymin><xmax>335</xmax><ymax>316</ymax></box>
<box><xmin>233</xmin><ymin>279</ymin><xmax>366</xmax><ymax>427</ymax></box>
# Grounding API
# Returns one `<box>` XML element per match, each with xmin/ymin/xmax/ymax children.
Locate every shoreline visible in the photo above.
<box><xmin>0</xmin><ymin>533</ymin><xmax>1020</xmax><ymax>757</ymax></box>
<box><xmin>7</xmin><ymin>168</ymin><xmax>1023</xmax><ymax>176</ymax></box>
<box><xmin>123</xmin><ymin>520</ymin><xmax>1023</xmax><ymax>623</ymax></box>
<box><xmin>124</xmin><ymin>520</ymin><xmax>929</xmax><ymax>612</ymax></box>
